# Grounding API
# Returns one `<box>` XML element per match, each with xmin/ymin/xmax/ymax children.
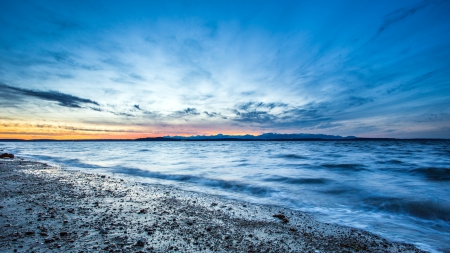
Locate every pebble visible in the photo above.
<box><xmin>44</xmin><ymin>238</ymin><xmax>55</xmax><ymax>244</ymax></box>
<box><xmin>0</xmin><ymin>159</ymin><xmax>426</xmax><ymax>253</ymax></box>
<box><xmin>273</xmin><ymin>213</ymin><xmax>289</xmax><ymax>223</ymax></box>
<box><xmin>135</xmin><ymin>238</ymin><xmax>147</xmax><ymax>246</ymax></box>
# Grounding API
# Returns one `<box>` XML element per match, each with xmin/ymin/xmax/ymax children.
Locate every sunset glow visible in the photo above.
<box><xmin>1</xmin><ymin>1</ymin><xmax>449</xmax><ymax>139</ymax></box>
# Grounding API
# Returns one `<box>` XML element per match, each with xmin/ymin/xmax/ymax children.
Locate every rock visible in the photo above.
<box><xmin>60</xmin><ymin>231</ymin><xmax>68</xmax><ymax>237</ymax></box>
<box><xmin>273</xmin><ymin>213</ymin><xmax>289</xmax><ymax>223</ymax></box>
<box><xmin>135</xmin><ymin>238</ymin><xmax>147</xmax><ymax>246</ymax></box>
<box><xmin>44</xmin><ymin>238</ymin><xmax>55</xmax><ymax>244</ymax></box>
<box><xmin>211</xmin><ymin>203</ymin><xmax>218</xmax><ymax>207</ymax></box>
<box><xmin>1</xmin><ymin>153</ymin><xmax>14</xmax><ymax>158</ymax></box>
<box><xmin>100</xmin><ymin>227</ymin><xmax>107</xmax><ymax>234</ymax></box>
<box><xmin>25</xmin><ymin>231</ymin><xmax>35</xmax><ymax>236</ymax></box>
<box><xmin>138</xmin><ymin>209</ymin><xmax>147</xmax><ymax>214</ymax></box>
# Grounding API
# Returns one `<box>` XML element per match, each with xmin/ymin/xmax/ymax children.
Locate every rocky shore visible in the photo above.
<box><xmin>0</xmin><ymin>158</ymin><xmax>425</xmax><ymax>252</ymax></box>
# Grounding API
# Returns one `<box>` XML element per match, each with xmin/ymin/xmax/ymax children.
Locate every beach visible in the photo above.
<box><xmin>0</xmin><ymin>157</ymin><xmax>425</xmax><ymax>253</ymax></box>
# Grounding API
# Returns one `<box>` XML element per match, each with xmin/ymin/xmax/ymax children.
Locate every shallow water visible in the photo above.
<box><xmin>2</xmin><ymin>140</ymin><xmax>450</xmax><ymax>252</ymax></box>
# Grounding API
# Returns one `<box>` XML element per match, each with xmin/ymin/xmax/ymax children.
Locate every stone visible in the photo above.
<box><xmin>273</xmin><ymin>213</ymin><xmax>289</xmax><ymax>223</ymax></box>
<box><xmin>135</xmin><ymin>238</ymin><xmax>147</xmax><ymax>246</ymax></box>
<box><xmin>44</xmin><ymin>238</ymin><xmax>55</xmax><ymax>244</ymax></box>
<box><xmin>0</xmin><ymin>153</ymin><xmax>14</xmax><ymax>158</ymax></box>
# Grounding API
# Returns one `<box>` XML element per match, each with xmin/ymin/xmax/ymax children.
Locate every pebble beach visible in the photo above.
<box><xmin>0</xmin><ymin>157</ymin><xmax>425</xmax><ymax>253</ymax></box>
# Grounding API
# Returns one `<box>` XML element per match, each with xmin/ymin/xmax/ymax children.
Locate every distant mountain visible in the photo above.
<box><xmin>136</xmin><ymin>133</ymin><xmax>358</xmax><ymax>141</ymax></box>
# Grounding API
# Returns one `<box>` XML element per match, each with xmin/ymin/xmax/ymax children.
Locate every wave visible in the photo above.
<box><xmin>411</xmin><ymin>167</ymin><xmax>450</xmax><ymax>181</ymax></box>
<box><xmin>110</xmin><ymin>166</ymin><xmax>275</xmax><ymax>197</ymax></box>
<box><xmin>388</xmin><ymin>159</ymin><xmax>404</xmax><ymax>164</ymax></box>
<box><xmin>363</xmin><ymin>196</ymin><xmax>450</xmax><ymax>222</ymax></box>
<box><xmin>264</xmin><ymin>176</ymin><xmax>331</xmax><ymax>185</ymax></box>
<box><xmin>276</xmin><ymin>154</ymin><xmax>308</xmax><ymax>159</ymax></box>
<box><xmin>19</xmin><ymin>154</ymin><xmax>105</xmax><ymax>170</ymax></box>
<box><xmin>321</xmin><ymin>163</ymin><xmax>366</xmax><ymax>171</ymax></box>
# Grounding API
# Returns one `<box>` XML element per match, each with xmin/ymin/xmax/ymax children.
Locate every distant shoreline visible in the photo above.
<box><xmin>0</xmin><ymin>138</ymin><xmax>448</xmax><ymax>142</ymax></box>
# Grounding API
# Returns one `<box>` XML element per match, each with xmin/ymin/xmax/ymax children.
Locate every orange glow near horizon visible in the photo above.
<box><xmin>0</xmin><ymin>125</ymin><xmax>262</xmax><ymax>140</ymax></box>
<box><xmin>0</xmin><ymin>132</ymin><xmax>261</xmax><ymax>140</ymax></box>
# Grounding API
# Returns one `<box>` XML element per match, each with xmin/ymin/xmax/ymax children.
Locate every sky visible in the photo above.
<box><xmin>1</xmin><ymin>0</ymin><xmax>450</xmax><ymax>139</ymax></box>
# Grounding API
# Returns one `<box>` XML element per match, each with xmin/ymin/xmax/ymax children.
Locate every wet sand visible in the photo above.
<box><xmin>0</xmin><ymin>158</ymin><xmax>425</xmax><ymax>252</ymax></box>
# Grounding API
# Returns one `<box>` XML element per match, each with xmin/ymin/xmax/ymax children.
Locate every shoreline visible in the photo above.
<box><xmin>1</xmin><ymin>158</ymin><xmax>425</xmax><ymax>252</ymax></box>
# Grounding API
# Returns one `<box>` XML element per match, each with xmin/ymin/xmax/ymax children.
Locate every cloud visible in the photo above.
<box><xmin>348</xmin><ymin>96</ymin><xmax>374</xmax><ymax>106</ymax></box>
<box><xmin>1</xmin><ymin>1</ymin><xmax>450</xmax><ymax>138</ymax></box>
<box><xmin>45</xmin><ymin>50</ymin><xmax>99</xmax><ymax>71</ymax></box>
<box><xmin>204</xmin><ymin>111</ymin><xmax>217</xmax><ymax>117</ymax></box>
<box><xmin>204</xmin><ymin>111</ymin><xmax>228</xmax><ymax>120</ymax></box>
<box><xmin>233</xmin><ymin>110</ymin><xmax>275</xmax><ymax>124</ymax></box>
<box><xmin>231</xmin><ymin>102</ymin><xmax>289</xmax><ymax>124</ymax></box>
<box><xmin>0</xmin><ymin>83</ymin><xmax>99</xmax><ymax>108</ymax></box>
<box><xmin>129</xmin><ymin>73</ymin><xmax>145</xmax><ymax>81</ymax></box>
<box><xmin>173</xmin><ymin>108</ymin><xmax>200</xmax><ymax>117</ymax></box>
<box><xmin>229</xmin><ymin>101</ymin><xmax>337</xmax><ymax>127</ymax></box>
<box><xmin>1</xmin><ymin>122</ymin><xmax>141</xmax><ymax>133</ymax></box>
<box><xmin>237</xmin><ymin>102</ymin><xmax>286</xmax><ymax>111</ymax></box>
<box><xmin>373</xmin><ymin>0</ymin><xmax>435</xmax><ymax>39</ymax></box>
<box><xmin>386</xmin><ymin>70</ymin><xmax>438</xmax><ymax>94</ymax></box>
<box><xmin>314</xmin><ymin>122</ymin><xmax>343</xmax><ymax>129</ymax></box>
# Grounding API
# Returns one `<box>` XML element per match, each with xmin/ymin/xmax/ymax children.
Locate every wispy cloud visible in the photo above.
<box><xmin>173</xmin><ymin>108</ymin><xmax>201</xmax><ymax>117</ymax></box>
<box><xmin>0</xmin><ymin>1</ymin><xmax>449</xmax><ymax>138</ymax></box>
<box><xmin>0</xmin><ymin>83</ymin><xmax>99</xmax><ymax>108</ymax></box>
<box><xmin>374</xmin><ymin>0</ymin><xmax>436</xmax><ymax>39</ymax></box>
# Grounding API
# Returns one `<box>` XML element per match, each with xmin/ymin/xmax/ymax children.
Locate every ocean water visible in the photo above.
<box><xmin>2</xmin><ymin>140</ymin><xmax>449</xmax><ymax>252</ymax></box>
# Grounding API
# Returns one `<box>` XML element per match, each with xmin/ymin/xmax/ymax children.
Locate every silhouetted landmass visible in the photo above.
<box><xmin>136</xmin><ymin>133</ymin><xmax>357</xmax><ymax>141</ymax></box>
<box><xmin>135</xmin><ymin>133</ymin><xmax>432</xmax><ymax>141</ymax></box>
<box><xmin>0</xmin><ymin>133</ymin><xmax>448</xmax><ymax>142</ymax></box>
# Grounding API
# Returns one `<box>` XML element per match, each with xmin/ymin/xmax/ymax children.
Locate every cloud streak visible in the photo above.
<box><xmin>0</xmin><ymin>83</ymin><xmax>99</xmax><ymax>108</ymax></box>
<box><xmin>0</xmin><ymin>1</ymin><xmax>450</xmax><ymax>138</ymax></box>
<box><xmin>374</xmin><ymin>0</ymin><xmax>435</xmax><ymax>39</ymax></box>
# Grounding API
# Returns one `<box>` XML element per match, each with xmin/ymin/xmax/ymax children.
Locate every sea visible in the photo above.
<box><xmin>2</xmin><ymin>140</ymin><xmax>449</xmax><ymax>252</ymax></box>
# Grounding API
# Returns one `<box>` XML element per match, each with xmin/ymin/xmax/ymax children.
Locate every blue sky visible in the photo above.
<box><xmin>1</xmin><ymin>0</ymin><xmax>449</xmax><ymax>139</ymax></box>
